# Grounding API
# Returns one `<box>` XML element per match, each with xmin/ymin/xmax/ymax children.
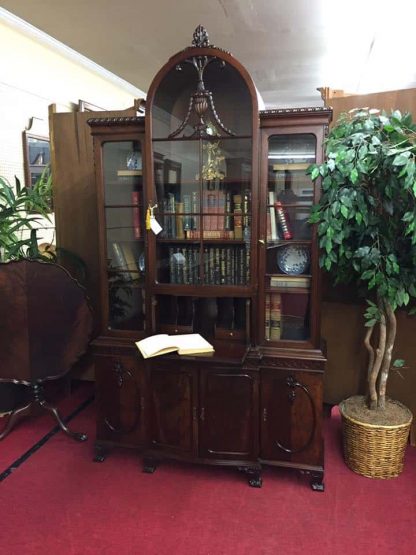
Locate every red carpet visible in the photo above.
<box><xmin>0</xmin><ymin>383</ymin><xmax>91</xmax><ymax>470</ymax></box>
<box><xmin>1</xmin><ymin>390</ymin><xmax>415</xmax><ymax>555</ymax></box>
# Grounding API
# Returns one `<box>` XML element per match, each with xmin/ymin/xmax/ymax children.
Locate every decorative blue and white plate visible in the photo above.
<box><xmin>277</xmin><ymin>244</ymin><xmax>310</xmax><ymax>275</ymax></box>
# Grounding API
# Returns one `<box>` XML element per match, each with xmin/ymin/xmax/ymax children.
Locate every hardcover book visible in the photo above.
<box><xmin>135</xmin><ymin>333</ymin><xmax>214</xmax><ymax>358</ymax></box>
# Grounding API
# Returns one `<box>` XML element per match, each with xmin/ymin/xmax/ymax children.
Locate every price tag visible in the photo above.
<box><xmin>150</xmin><ymin>216</ymin><xmax>162</xmax><ymax>235</ymax></box>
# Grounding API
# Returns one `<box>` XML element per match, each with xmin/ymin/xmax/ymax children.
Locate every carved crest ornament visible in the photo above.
<box><xmin>169</xmin><ymin>26</ymin><xmax>235</xmax><ymax>140</ymax></box>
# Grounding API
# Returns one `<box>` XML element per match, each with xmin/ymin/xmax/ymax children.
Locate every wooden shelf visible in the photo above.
<box><xmin>266</xmin><ymin>286</ymin><xmax>310</xmax><ymax>294</ymax></box>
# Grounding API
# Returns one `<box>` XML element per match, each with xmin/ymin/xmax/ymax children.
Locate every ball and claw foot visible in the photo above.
<box><xmin>249</xmin><ymin>475</ymin><xmax>263</xmax><ymax>488</ymax></box>
<box><xmin>93</xmin><ymin>444</ymin><xmax>108</xmax><ymax>462</ymax></box>
<box><xmin>143</xmin><ymin>458</ymin><xmax>158</xmax><ymax>473</ymax></box>
<box><xmin>238</xmin><ymin>466</ymin><xmax>263</xmax><ymax>488</ymax></box>
<box><xmin>310</xmin><ymin>472</ymin><xmax>325</xmax><ymax>492</ymax></box>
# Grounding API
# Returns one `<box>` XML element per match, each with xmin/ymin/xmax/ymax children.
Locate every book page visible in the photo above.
<box><xmin>135</xmin><ymin>334</ymin><xmax>178</xmax><ymax>359</ymax></box>
<box><xmin>173</xmin><ymin>334</ymin><xmax>214</xmax><ymax>355</ymax></box>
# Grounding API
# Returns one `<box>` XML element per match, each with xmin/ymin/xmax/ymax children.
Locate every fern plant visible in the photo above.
<box><xmin>0</xmin><ymin>174</ymin><xmax>51</xmax><ymax>261</ymax></box>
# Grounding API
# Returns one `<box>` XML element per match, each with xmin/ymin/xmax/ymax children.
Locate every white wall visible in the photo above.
<box><xmin>0</xmin><ymin>10</ymin><xmax>145</xmax><ymax>245</ymax></box>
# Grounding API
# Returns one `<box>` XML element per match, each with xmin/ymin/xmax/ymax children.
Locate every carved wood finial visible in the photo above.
<box><xmin>192</xmin><ymin>25</ymin><xmax>210</xmax><ymax>47</ymax></box>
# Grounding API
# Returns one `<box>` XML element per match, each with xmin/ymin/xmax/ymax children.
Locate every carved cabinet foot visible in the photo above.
<box><xmin>143</xmin><ymin>457</ymin><xmax>158</xmax><ymax>473</ymax></box>
<box><xmin>93</xmin><ymin>443</ymin><xmax>109</xmax><ymax>462</ymax></box>
<box><xmin>238</xmin><ymin>465</ymin><xmax>263</xmax><ymax>488</ymax></box>
<box><xmin>310</xmin><ymin>471</ymin><xmax>325</xmax><ymax>492</ymax></box>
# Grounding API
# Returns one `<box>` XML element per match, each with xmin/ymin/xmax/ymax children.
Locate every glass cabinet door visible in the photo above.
<box><xmin>102</xmin><ymin>140</ymin><xmax>146</xmax><ymax>331</ymax></box>
<box><xmin>264</xmin><ymin>133</ymin><xmax>316</xmax><ymax>342</ymax></box>
<box><xmin>147</xmin><ymin>47</ymin><xmax>256</xmax><ymax>343</ymax></box>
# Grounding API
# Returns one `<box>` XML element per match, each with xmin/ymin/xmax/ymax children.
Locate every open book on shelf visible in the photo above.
<box><xmin>135</xmin><ymin>333</ymin><xmax>214</xmax><ymax>359</ymax></box>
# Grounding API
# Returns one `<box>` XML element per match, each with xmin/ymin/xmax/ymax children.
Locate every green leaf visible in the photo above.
<box><xmin>393</xmin><ymin>359</ymin><xmax>405</xmax><ymax>368</ymax></box>
<box><xmin>350</xmin><ymin>168</ymin><xmax>359</xmax><ymax>184</ymax></box>
<box><xmin>393</xmin><ymin>152</ymin><xmax>411</xmax><ymax>166</ymax></box>
<box><xmin>310</xmin><ymin>166</ymin><xmax>320</xmax><ymax>180</ymax></box>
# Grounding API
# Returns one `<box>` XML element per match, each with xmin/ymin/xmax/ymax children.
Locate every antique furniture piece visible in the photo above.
<box><xmin>52</xmin><ymin>26</ymin><xmax>331</xmax><ymax>488</ymax></box>
<box><xmin>0</xmin><ymin>260</ymin><xmax>93</xmax><ymax>441</ymax></box>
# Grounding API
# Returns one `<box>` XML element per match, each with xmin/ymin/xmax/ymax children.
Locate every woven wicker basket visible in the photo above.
<box><xmin>339</xmin><ymin>399</ymin><xmax>413</xmax><ymax>479</ymax></box>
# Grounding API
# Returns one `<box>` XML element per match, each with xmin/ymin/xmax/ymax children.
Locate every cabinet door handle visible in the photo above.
<box><xmin>258</xmin><ymin>239</ymin><xmax>265</xmax><ymax>245</ymax></box>
<box><xmin>200</xmin><ymin>407</ymin><xmax>205</xmax><ymax>421</ymax></box>
<box><xmin>263</xmin><ymin>408</ymin><xmax>268</xmax><ymax>422</ymax></box>
<box><xmin>193</xmin><ymin>406</ymin><xmax>197</xmax><ymax>421</ymax></box>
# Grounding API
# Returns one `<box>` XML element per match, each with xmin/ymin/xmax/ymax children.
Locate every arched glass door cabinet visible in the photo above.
<box><xmin>79</xmin><ymin>27</ymin><xmax>332</xmax><ymax>489</ymax></box>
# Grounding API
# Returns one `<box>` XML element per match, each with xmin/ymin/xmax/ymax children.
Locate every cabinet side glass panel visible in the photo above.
<box><xmin>264</xmin><ymin>134</ymin><xmax>316</xmax><ymax>343</ymax></box>
<box><xmin>102</xmin><ymin>141</ymin><xmax>145</xmax><ymax>331</ymax></box>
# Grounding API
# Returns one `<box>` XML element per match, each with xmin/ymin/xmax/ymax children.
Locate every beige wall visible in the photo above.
<box><xmin>0</xmin><ymin>16</ymin><xmax>144</xmax><ymax>244</ymax></box>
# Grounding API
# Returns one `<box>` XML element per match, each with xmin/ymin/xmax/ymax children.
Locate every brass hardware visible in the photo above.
<box><xmin>258</xmin><ymin>239</ymin><xmax>265</xmax><ymax>245</ymax></box>
<box><xmin>263</xmin><ymin>408</ymin><xmax>268</xmax><ymax>422</ymax></box>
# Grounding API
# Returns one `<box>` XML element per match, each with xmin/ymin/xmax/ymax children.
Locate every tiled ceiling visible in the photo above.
<box><xmin>1</xmin><ymin>0</ymin><xmax>416</xmax><ymax>109</ymax></box>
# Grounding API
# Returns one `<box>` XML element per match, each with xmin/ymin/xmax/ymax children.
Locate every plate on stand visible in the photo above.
<box><xmin>138</xmin><ymin>253</ymin><xmax>145</xmax><ymax>272</ymax></box>
<box><xmin>277</xmin><ymin>244</ymin><xmax>310</xmax><ymax>275</ymax></box>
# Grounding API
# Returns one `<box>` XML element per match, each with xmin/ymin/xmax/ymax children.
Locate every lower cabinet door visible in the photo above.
<box><xmin>199</xmin><ymin>368</ymin><xmax>259</xmax><ymax>461</ymax></box>
<box><xmin>260</xmin><ymin>369</ymin><xmax>323</xmax><ymax>466</ymax></box>
<box><xmin>95</xmin><ymin>354</ymin><xmax>145</xmax><ymax>447</ymax></box>
<box><xmin>148</xmin><ymin>363</ymin><xmax>198</xmax><ymax>457</ymax></box>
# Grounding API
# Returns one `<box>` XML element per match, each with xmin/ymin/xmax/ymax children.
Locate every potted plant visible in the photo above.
<box><xmin>0</xmin><ymin>173</ymin><xmax>51</xmax><ymax>261</ymax></box>
<box><xmin>308</xmin><ymin>108</ymin><xmax>415</xmax><ymax>478</ymax></box>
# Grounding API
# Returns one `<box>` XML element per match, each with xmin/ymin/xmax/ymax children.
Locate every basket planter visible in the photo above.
<box><xmin>339</xmin><ymin>398</ymin><xmax>413</xmax><ymax>479</ymax></box>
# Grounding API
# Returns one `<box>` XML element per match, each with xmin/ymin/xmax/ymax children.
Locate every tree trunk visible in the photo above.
<box><xmin>364</xmin><ymin>324</ymin><xmax>375</xmax><ymax>407</ymax></box>
<box><xmin>367</xmin><ymin>296</ymin><xmax>386</xmax><ymax>410</ymax></box>
<box><xmin>378</xmin><ymin>300</ymin><xmax>396</xmax><ymax>409</ymax></box>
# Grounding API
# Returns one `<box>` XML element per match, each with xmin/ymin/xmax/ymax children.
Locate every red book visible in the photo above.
<box><xmin>275</xmin><ymin>201</ymin><xmax>293</xmax><ymax>240</ymax></box>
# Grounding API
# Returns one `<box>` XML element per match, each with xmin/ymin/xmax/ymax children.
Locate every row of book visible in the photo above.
<box><xmin>265</xmin><ymin>292</ymin><xmax>282</xmax><ymax>341</ymax></box>
<box><xmin>270</xmin><ymin>275</ymin><xmax>311</xmax><ymax>289</ymax></box>
<box><xmin>168</xmin><ymin>245</ymin><xmax>250</xmax><ymax>285</ymax></box>
<box><xmin>267</xmin><ymin>191</ymin><xmax>293</xmax><ymax>241</ymax></box>
<box><xmin>161</xmin><ymin>189</ymin><xmax>250</xmax><ymax>240</ymax></box>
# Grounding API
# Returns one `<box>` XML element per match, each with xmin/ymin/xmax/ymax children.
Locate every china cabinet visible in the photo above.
<box><xmin>54</xmin><ymin>26</ymin><xmax>332</xmax><ymax>489</ymax></box>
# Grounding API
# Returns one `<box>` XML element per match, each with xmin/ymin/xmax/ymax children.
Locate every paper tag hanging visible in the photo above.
<box><xmin>146</xmin><ymin>203</ymin><xmax>162</xmax><ymax>235</ymax></box>
<box><xmin>150</xmin><ymin>216</ymin><xmax>162</xmax><ymax>235</ymax></box>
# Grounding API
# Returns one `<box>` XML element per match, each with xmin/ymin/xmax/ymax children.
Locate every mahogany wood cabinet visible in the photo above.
<box><xmin>54</xmin><ymin>26</ymin><xmax>332</xmax><ymax>489</ymax></box>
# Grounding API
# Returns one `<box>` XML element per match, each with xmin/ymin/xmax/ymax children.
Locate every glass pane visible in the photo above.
<box><xmin>103</xmin><ymin>141</ymin><xmax>143</xmax><ymax>206</ymax></box>
<box><xmin>266</xmin><ymin>133</ymin><xmax>316</xmax><ymax>244</ymax></box>
<box><xmin>152</xmin><ymin>60</ymin><xmax>252</xmax><ymax>139</ymax></box>
<box><xmin>106</xmin><ymin>207</ymin><xmax>145</xmax><ymax>331</ymax></box>
<box><xmin>108</xmin><ymin>278</ymin><xmax>145</xmax><ymax>331</ymax></box>
<box><xmin>265</xmin><ymin>291</ymin><xmax>310</xmax><ymax>342</ymax></box>
<box><xmin>154</xmin><ymin>137</ymin><xmax>251</xmax><ymax>285</ymax></box>
<box><xmin>264</xmin><ymin>133</ymin><xmax>316</xmax><ymax>343</ymax></box>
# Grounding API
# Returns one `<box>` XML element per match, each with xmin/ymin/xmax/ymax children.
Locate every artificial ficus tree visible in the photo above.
<box><xmin>308</xmin><ymin>108</ymin><xmax>416</xmax><ymax>410</ymax></box>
